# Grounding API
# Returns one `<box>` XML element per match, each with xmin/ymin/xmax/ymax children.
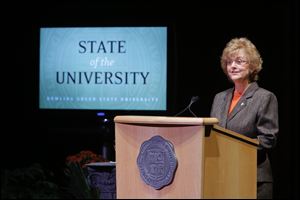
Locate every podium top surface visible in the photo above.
<box><xmin>213</xmin><ymin>124</ymin><xmax>259</xmax><ymax>146</ymax></box>
<box><xmin>114</xmin><ymin>115</ymin><xmax>219</xmax><ymax>125</ymax></box>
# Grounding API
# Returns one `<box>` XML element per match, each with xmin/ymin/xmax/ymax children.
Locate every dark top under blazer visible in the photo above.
<box><xmin>210</xmin><ymin>82</ymin><xmax>279</xmax><ymax>182</ymax></box>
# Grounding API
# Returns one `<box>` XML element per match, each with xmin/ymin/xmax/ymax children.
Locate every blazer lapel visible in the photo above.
<box><xmin>227</xmin><ymin>95</ymin><xmax>248</xmax><ymax>121</ymax></box>
<box><xmin>220</xmin><ymin>88</ymin><xmax>233</xmax><ymax>128</ymax></box>
<box><xmin>227</xmin><ymin>82</ymin><xmax>259</xmax><ymax>122</ymax></box>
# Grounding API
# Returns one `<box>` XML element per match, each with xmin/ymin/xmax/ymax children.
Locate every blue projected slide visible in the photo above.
<box><xmin>39</xmin><ymin>27</ymin><xmax>167</xmax><ymax>110</ymax></box>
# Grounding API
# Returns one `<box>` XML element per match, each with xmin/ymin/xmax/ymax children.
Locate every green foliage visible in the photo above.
<box><xmin>63</xmin><ymin>162</ymin><xmax>100</xmax><ymax>199</ymax></box>
<box><xmin>1</xmin><ymin>150</ymin><xmax>104</xmax><ymax>199</ymax></box>
<box><xmin>1</xmin><ymin>163</ymin><xmax>60</xmax><ymax>199</ymax></box>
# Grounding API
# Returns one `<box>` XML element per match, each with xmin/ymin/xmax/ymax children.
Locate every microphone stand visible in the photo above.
<box><xmin>175</xmin><ymin>96</ymin><xmax>199</xmax><ymax>117</ymax></box>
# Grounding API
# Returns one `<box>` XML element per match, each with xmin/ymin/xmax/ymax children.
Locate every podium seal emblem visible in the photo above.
<box><xmin>137</xmin><ymin>135</ymin><xmax>177</xmax><ymax>190</ymax></box>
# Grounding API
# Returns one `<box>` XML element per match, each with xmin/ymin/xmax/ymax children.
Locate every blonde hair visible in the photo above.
<box><xmin>220</xmin><ymin>37</ymin><xmax>263</xmax><ymax>82</ymax></box>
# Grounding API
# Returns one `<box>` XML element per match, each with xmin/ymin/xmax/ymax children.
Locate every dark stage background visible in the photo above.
<box><xmin>3</xmin><ymin>0</ymin><xmax>299</xmax><ymax>199</ymax></box>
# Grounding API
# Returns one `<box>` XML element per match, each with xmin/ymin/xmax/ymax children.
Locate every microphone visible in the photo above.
<box><xmin>175</xmin><ymin>96</ymin><xmax>199</xmax><ymax>117</ymax></box>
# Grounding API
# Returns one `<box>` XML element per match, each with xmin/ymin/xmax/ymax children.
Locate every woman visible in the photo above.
<box><xmin>210</xmin><ymin>37</ymin><xmax>279</xmax><ymax>199</ymax></box>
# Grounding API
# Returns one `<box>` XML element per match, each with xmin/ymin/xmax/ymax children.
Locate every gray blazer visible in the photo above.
<box><xmin>210</xmin><ymin>82</ymin><xmax>279</xmax><ymax>182</ymax></box>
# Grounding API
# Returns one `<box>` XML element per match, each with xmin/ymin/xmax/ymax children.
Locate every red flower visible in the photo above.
<box><xmin>66</xmin><ymin>150</ymin><xmax>108</xmax><ymax>168</ymax></box>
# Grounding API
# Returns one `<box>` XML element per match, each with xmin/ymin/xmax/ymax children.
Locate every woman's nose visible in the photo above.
<box><xmin>228</xmin><ymin>63</ymin><xmax>237</xmax><ymax>69</ymax></box>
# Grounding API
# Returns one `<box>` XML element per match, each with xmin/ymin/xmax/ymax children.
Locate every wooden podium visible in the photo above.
<box><xmin>114</xmin><ymin>116</ymin><xmax>258</xmax><ymax>199</ymax></box>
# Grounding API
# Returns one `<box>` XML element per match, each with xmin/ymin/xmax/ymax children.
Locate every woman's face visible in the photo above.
<box><xmin>226</xmin><ymin>49</ymin><xmax>250</xmax><ymax>83</ymax></box>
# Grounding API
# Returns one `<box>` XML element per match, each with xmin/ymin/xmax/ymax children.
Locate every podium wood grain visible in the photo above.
<box><xmin>114</xmin><ymin>116</ymin><xmax>257</xmax><ymax>199</ymax></box>
<box><xmin>115</xmin><ymin>123</ymin><xmax>205</xmax><ymax>198</ymax></box>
